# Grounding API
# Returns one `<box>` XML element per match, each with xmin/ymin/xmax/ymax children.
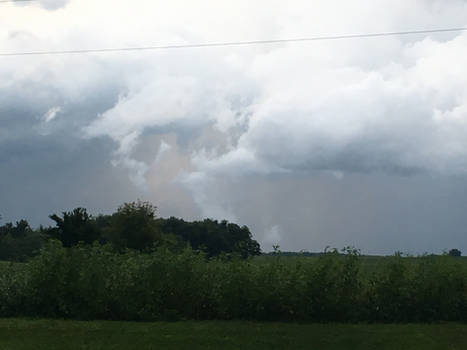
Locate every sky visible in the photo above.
<box><xmin>1</xmin><ymin>0</ymin><xmax>467</xmax><ymax>254</ymax></box>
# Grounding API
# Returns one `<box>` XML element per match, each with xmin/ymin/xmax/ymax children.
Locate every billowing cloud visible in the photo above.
<box><xmin>191</xmin><ymin>32</ymin><xmax>467</xmax><ymax>177</ymax></box>
<box><xmin>2</xmin><ymin>0</ymin><xmax>467</xmax><ymax>253</ymax></box>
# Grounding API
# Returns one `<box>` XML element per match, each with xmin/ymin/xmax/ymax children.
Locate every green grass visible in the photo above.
<box><xmin>0</xmin><ymin>319</ymin><xmax>466</xmax><ymax>350</ymax></box>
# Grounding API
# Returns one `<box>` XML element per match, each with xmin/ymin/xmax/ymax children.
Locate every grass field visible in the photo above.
<box><xmin>0</xmin><ymin>319</ymin><xmax>466</xmax><ymax>350</ymax></box>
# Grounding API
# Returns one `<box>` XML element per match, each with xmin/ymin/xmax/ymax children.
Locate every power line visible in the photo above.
<box><xmin>1</xmin><ymin>27</ymin><xmax>466</xmax><ymax>57</ymax></box>
<box><xmin>0</xmin><ymin>0</ymin><xmax>37</xmax><ymax>3</ymax></box>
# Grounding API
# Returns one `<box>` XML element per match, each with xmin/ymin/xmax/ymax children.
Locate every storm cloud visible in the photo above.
<box><xmin>1</xmin><ymin>0</ymin><xmax>467</xmax><ymax>253</ymax></box>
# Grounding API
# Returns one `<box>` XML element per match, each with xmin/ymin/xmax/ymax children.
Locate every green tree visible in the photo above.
<box><xmin>105</xmin><ymin>200</ymin><xmax>161</xmax><ymax>250</ymax></box>
<box><xmin>0</xmin><ymin>219</ymin><xmax>44</xmax><ymax>261</ymax></box>
<box><xmin>448</xmin><ymin>248</ymin><xmax>462</xmax><ymax>257</ymax></box>
<box><xmin>45</xmin><ymin>208</ymin><xmax>101</xmax><ymax>247</ymax></box>
<box><xmin>157</xmin><ymin>217</ymin><xmax>261</xmax><ymax>257</ymax></box>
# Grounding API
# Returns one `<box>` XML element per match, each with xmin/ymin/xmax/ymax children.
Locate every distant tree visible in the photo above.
<box><xmin>0</xmin><ymin>219</ymin><xmax>44</xmax><ymax>261</ymax></box>
<box><xmin>230</xmin><ymin>223</ymin><xmax>261</xmax><ymax>258</ymax></box>
<box><xmin>0</xmin><ymin>219</ymin><xmax>32</xmax><ymax>238</ymax></box>
<box><xmin>157</xmin><ymin>217</ymin><xmax>261</xmax><ymax>258</ymax></box>
<box><xmin>104</xmin><ymin>200</ymin><xmax>161</xmax><ymax>250</ymax></box>
<box><xmin>448</xmin><ymin>248</ymin><xmax>462</xmax><ymax>257</ymax></box>
<box><xmin>45</xmin><ymin>208</ymin><xmax>101</xmax><ymax>247</ymax></box>
<box><xmin>11</xmin><ymin>219</ymin><xmax>31</xmax><ymax>238</ymax></box>
<box><xmin>93</xmin><ymin>214</ymin><xmax>112</xmax><ymax>232</ymax></box>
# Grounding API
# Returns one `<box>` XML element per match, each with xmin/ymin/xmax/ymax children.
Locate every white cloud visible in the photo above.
<box><xmin>37</xmin><ymin>0</ymin><xmax>69</xmax><ymax>10</ymax></box>
<box><xmin>41</xmin><ymin>106</ymin><xmax>61</xmax><ymax>123</ymax></box>
<box><xmin>112</xmin><ymin>156</ymin><xmax>148</xmax><ymax>190</ymax></box>
<box><xmin>263</xmin><ymin>225</ymin><xmax>282</xmax><ymax>247</ymax></box>
<box><xmin>179</xmin><ymin>171</ymin><xmax>237</xmax><ymax>222</ymax></box>
<box><xmin>154</xmin><ymin>140</ymin><xmax>171</xmax><ymax>165</ymax></box>
<box><xmin>3</xmin><ymin>0</ymin><xmax>467</xmax><ymax>252</ymax></box>
<box><xmin>192</xmin><ymin>31</ymin><xmax>467</xmax><ymax>177</ymax></box>
<box><xmin>4</xmin><ymin>1</ymin><xmax>467</xmax><ymax>180</ymax></box>
<box><xmin>70</xmin><ymin>0</ymin><xmax>467</xmax><ymax>215</ymax></box>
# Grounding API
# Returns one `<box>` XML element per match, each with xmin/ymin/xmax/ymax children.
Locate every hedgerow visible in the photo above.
<box><xmin>0</xmin><ymin>242</ymin><xmax>466</xmax><ymax>322</ymax></box>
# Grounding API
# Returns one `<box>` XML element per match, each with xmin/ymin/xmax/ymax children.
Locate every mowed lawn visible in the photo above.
<box><xmin>0</xmin><ymin>319</ymin><xmax>466</xmax><ymax>350</ymax></box>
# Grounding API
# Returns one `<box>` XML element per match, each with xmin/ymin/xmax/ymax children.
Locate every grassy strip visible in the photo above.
<box><xmin>0</xmin><ymin>319</ymin><xmax>466</xmax><ymax>350</ymax></box>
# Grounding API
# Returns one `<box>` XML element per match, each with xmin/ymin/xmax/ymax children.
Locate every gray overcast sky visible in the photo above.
<box><xmin>1</xmin><ymin>0</ymin><xmax>467</xmax><ymax>254</ymax></box>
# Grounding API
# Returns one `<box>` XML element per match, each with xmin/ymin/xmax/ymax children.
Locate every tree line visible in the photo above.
<box><xmin>0</xmin><ymin>201</ymin><xmax>261</xmax><ymax>261</ymax></box>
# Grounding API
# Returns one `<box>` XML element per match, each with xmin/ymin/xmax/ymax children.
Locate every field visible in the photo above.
<box><xmin>1</xmin><ymin>319</ymin><xmax>467</xmax><ymax>350</ymax></box>
<box><xmin>1</xmin><ymin>250</ymin><xmax>467</xmax><ymax>348</ymax></box>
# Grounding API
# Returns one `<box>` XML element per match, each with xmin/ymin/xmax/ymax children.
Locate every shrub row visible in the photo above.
<box><xmin>0</xmin><ymin>242</ymin><xmax>466</xmax><ymax>322</ymax></box>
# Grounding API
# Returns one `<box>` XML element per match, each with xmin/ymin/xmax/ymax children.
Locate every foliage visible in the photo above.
<box><xmin>158</xmin><ymin>217</ymin><xmax>261</xmax><ymax>257</ymax></box>
<box><xmin>32</xmin><ymin>202</ymin><xmax>260</xmax><ymax>257</ymax></box>
<box><xmin>448</xmin><ymin>248</ymin><xmax>462</xmax><ymax>257</ymax></box>
<box><xmin>103</xmin><ymin>201</ymin><xmax>162</xmax><ymax>251</ymax></box>
<box><xmin>0</xmin><ymin>243</ymin><xmax>466</xmax><ymax>322</ymax></box>
<box><xmin>43</xmin><ymin>208</ymin><xmax>101</xmax><ymax>247</ymax></box>
<box><xmin>0</xmin><ymin>220</ymin><xmax>44</xmax><ymax>261</ymax></box>
<box><xmin>0</xmin><ymin>219</ymin><xmax>31</xmax><ymax>238</ymax></box>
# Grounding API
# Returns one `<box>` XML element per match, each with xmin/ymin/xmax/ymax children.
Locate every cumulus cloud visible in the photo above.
<box><xmin>81</xmin><ymin>2</ymin><xmax>467</xmax><ymax>243</ymax></box>
<box><xmin>191</xmin><ymin>32</ymin><xmax>467</xmax><ymax>178</ymax></box>
<box><xmin>2</xmin><ymin>0</ymin><xmax>467</xmax><ymax>252</ymax></box>
<box><xmin>5</xmin><ymin>0</ymin><xmax>467</xmax><ymax>180</ymax></box>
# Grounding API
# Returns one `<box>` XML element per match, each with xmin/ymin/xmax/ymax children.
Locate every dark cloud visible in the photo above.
<box><xmin>2</xmin><ymin>0</ymin><xmax>467</xmax><ymax>254</ymax></box>
<box><xmin>195</xmin><ymin>172</ymin><xmax>467</xmax><ymax>254</ymax></box>
<box><xmin>0</xmin><ymin>134</ymin><xmax>144</xmax><ymax>226</ymax></box>
<box><xmin>0</xmin><ymin>68</ymin><xmax>137</xmax><ymax>226</ymax></box>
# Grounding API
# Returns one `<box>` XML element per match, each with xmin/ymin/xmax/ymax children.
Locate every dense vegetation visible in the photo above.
<box><xmin>0</xmin><ymin>219</ymin><xmax>44</xmax><ymax>261</ymax></box>
<box><xmin>0</xmin><ymin>243</ymin><xmax>466</xmax><ymax>323</ymax></box>
<box><xmin>1</xmin><ymin>202</ymin><xmax>466</xmax><ymax>323</ymax></box>
<box><xmin>0</xmin><ymin>201</ymin><xmax>261</xmax><ymax>261</ymax></box>
<box><xmin>2</xmin><ymin>318</ymin><xmax>467</xmax><ymax>350</ymax></box>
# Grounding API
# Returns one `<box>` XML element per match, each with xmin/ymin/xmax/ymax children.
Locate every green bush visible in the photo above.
<box><xmin>0</xmin><ymin>242</ymin><xmax>466</xmax><ymax>322</ymax></box>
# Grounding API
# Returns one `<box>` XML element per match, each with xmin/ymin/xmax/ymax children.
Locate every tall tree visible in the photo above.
<box><xmin>105</xmin><ymin>201</ymin><xmax>161</xmax><ymax>250</ymax></box>
<box><xmin>45</xmin><ymin>208</ymin><xmax>101</xmax><ymax>247</ymax></box>
<box><xmin>157</xmin><ymin>217</ymin><xmax>261</xmax><ymax>257</ymax></box>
